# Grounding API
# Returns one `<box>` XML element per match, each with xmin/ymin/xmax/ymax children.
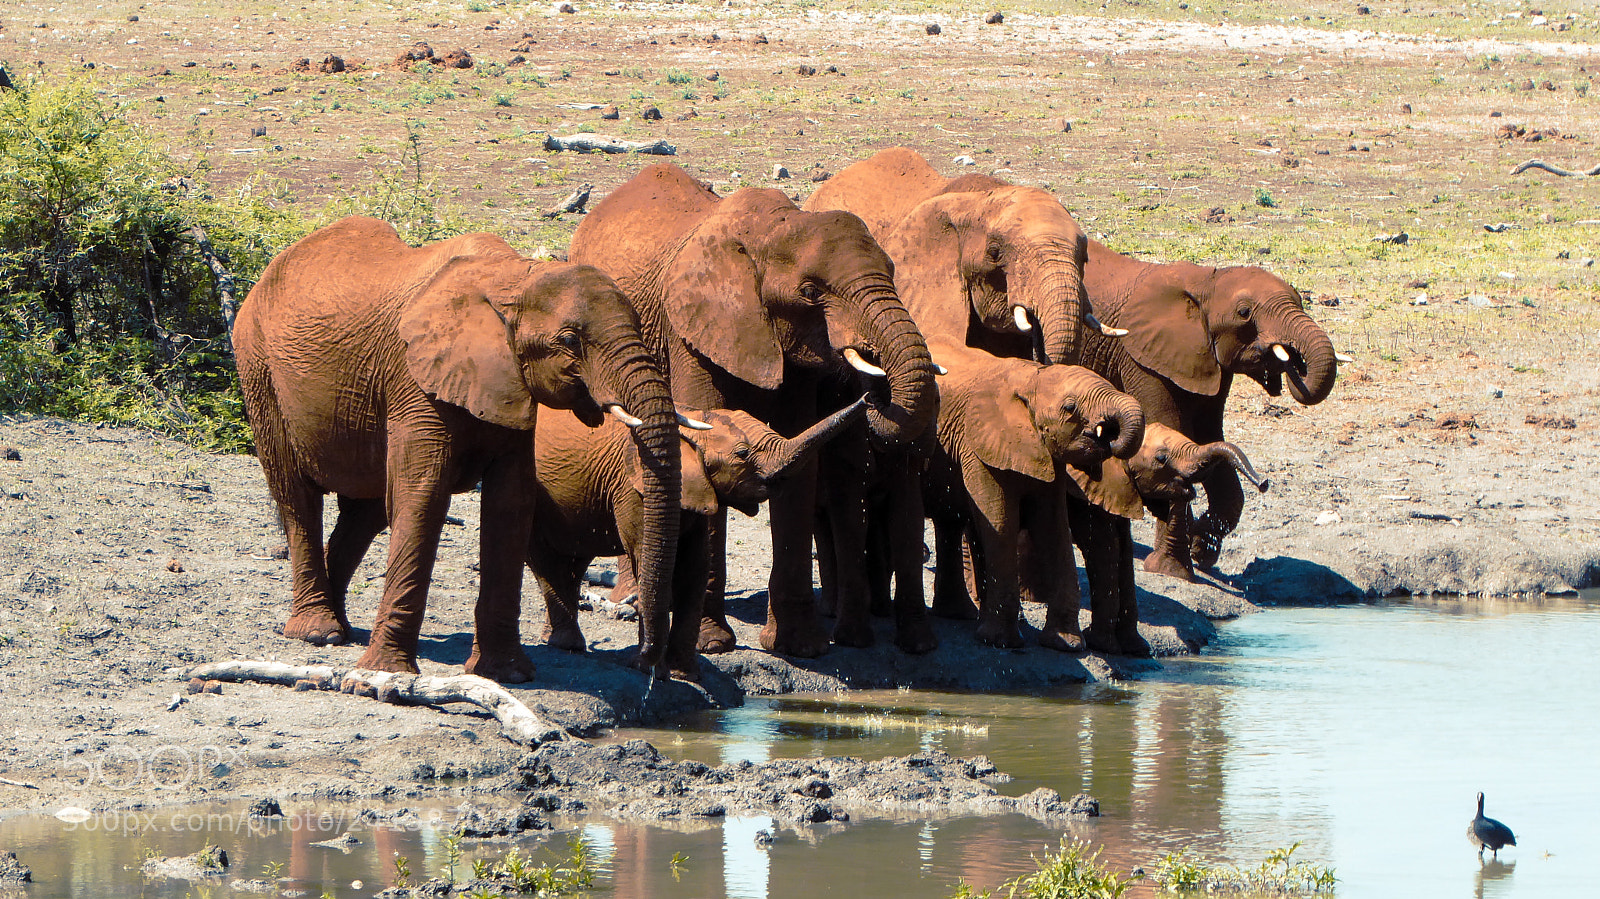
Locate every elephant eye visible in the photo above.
<box><xmin>799</xmin><ymin>283</ymin><xmax>823</xmax><ymax>303</ymax></box>
<box><xmin>1236</xmin><ymin>304</ymin><xmax>1252</xmax><ymax>321</ymax></box>
<box><xmin>733</xmin><ymin>444</ymin><xmax>751</xmax><ymax>460</ymax></box>
<box><xmin>1061</xmin><ymin>400</ymin><xmax>1077</xmax><ymax>416</ymax></box>
<box><xmin>554</xmin><ymin>330</ymin><xmax>581</xmax><ymax>352</ymax></box>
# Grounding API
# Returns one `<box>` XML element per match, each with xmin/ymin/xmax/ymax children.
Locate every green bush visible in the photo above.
<box><xmin>0</xmin><ymin>72</ymin><xmax>471</xmax><ymax>453</ymax></box>
<box><xmin>951</xmin><ymin>839</ymin><xmax>1137</xmax><ymax>899</ymax></box>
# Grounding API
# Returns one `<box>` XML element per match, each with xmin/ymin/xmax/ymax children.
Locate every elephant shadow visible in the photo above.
<box><xmin>1232</xmin><ymin>555</ymin><xmax>1367</xmax><ymax>605</ymax></box>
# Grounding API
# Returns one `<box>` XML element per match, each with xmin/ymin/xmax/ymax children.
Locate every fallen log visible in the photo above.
<box><xmin>543</xmin><ymin>183</ymin><xmax>592</xmax><ymax>218</ymax></box>
<box><xmin>167</xmin><ymin>661</ymin><xmax>566</xmax><ymax>746</ymax></box>
<box><xmin>1511</xmin><ymin>159</ymin><xmax>1600</xmax><ymax>177</ymax></box>
<box><xmin>542</xmin><ymin>133</ymin><xmax>676</xmax><ymax>155</ymax></box>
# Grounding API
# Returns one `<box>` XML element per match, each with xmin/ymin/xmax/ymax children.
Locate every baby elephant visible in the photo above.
<box><xmin>528</xmin><ymin>398</ymin><xmax>868</xmax><ymax>680</ymax></box>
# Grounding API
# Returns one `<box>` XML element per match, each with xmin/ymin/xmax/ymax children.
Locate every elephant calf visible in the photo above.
<box><xmin>528</xmin><ymin>400</ymin><xmax>867</xmax><ymax>680</ymax></box>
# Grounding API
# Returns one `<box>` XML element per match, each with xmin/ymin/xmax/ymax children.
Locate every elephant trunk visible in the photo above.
<box><xmin>1280</xmin><ymin>312</ymin><xmax>1338</xmax><ymax>406</ymax></box>
<box><xmin>600</xmin><ymin>337</ymin><xmax>681</xmax><ymax>674</ymax></box>
<box><xmin>1200</xmin><ymin>441</ymin><xmax>1270</xmax><ymax>493</ymax></box>
<box><xmin>1017</xmin><ymin>248</ymin><xmax>1084</xmax><ymax>365</ymax></box>
<box><xmin>756</xmin><ymin>397</ymin><xmax>870</xmax><ymax>481</ymax></box>
<box><xmin>848</xmin><ymin>278</ymin><xmax>937</xmax><ymax>447</ymax></box>
<box><xmin>1094</xmin><ymin>386</ymin><xmax>1146</xmax><ymax>459</ymax></box>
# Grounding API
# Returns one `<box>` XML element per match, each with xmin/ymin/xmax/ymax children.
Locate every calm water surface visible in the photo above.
<box><xmin>3</xmin><ymin>592</ymin><xmax>1596</xmax><ymax>898</ymax></box>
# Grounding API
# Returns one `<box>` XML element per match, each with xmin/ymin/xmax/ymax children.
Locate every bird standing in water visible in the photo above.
<box><xmin>1469</xmin><ymin>792</ymin><xmax>1516</xmax><ymax>860</ymax></box>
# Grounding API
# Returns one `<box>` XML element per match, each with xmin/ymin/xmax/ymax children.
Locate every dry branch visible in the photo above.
<box><xmin>168</xmin><ymin>661</ymin><xmax>567</xmax><ymax>746</ymax></box>
<box><xmin>187</xmin><ymin>225</ymin><xmax>240</xmax><ymax>347</ymax></box>
<box><xmin>542</xmin><ymin>134</ymin><xmax>677</xmax><ymax>155</ymax></box>
<box><xmin>1511</xmin><ymin>160</ymin><xmax>1600</xmax><ymax>177</ymax></box>
<box><xmin>543</xmin><ymin>183</ymin><xmax>592</xmax><ymax>218</ymax></box>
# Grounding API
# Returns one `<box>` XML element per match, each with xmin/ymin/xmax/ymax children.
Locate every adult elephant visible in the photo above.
<box><xmin>570</xmin><ymin>164</ymin><xmax>937</xmax><ymax>657</ymax></box>
<box><xmin>235</xmin><ymin>216</ymin><xmax>681</xmax><ymax>681</ymax></box>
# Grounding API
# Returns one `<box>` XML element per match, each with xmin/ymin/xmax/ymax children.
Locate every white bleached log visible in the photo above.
<box><xmin>167</xmin><ymin>661</ymin><xmax>566</xmax><ymax>746</ymax></box>
<box><xmin>542</xmin><ymin>134</ymin><xmax>677</xmax><ymax>155</ymax></box>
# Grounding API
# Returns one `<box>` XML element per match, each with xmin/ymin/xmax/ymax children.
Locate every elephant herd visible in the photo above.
<box><xmin>234</xmin><ymin>147</ymin><xmax>1339</xmax><ymax>684</ymax></box>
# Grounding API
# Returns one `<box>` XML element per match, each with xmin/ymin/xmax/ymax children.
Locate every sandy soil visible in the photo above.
<box><xmin>0</xmin><ymin>0</ymin><xmax>1596</xmax><ymax>820</ymax></box>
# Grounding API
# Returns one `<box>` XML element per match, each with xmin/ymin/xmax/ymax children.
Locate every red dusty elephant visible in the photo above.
<box><xmin>234</xmin><ymin>217</ymin><xmax>681</xmax><ymax>680</ymax></box>
<box><xmin>569</xmin><ymin>164</ymin><xmax>937</xmax><ymax>658</ymax></box>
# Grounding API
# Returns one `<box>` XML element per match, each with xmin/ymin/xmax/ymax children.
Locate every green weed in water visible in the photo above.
<box><xmin>950</xmin><ymin>838</ymin><xmax>1138</xmax><ymax>899</ymax></box>
<box><xmin>1152</xmin><ymin>842</ymin><xmax>1336</xmax><ymax>895</ymax></box>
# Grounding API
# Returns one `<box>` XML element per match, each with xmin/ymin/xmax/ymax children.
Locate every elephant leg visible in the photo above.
<box><xmin>665</xmin><ymin>517</ymin><xmax>709</xmax><ymax>681</ymax></box>
<box><xmin>696</xmin><ymin>509</ymin><xmax>737</xmax><ymax>653</ymax></box>
<box><xmin>1111</xmin><ymin>515</ymin><xmax>1151</xmax><ymax>657</ymax></box>
<box><xmin>528</xmin><ymin>542</ymin><xmax>588</xmax><ymax>653</ymax></box>
<box><xmin>822</xmin><ymin>454</ymin><xmax>876</xmax><ymax>649</ymax></box>
<box><xmin>248</xmin><ymin>370</ymin><xmax>344</xmax><ymax>646</ymax></box>
<box><xmin>880</xmin><ymin>463</ymin><xmax>935</xmax><ymax>653</ymax></box>
<box><xmin>865</xmin><ymin>491</ymin><xmax>895</xmax><ymax>619</ymax></box>
<box><xmin>609</xmin><ymin>557</ymin><xmax>638</xmax><ymax>605</ymax></box>
<box><xmin>759</xmin><ymin>460</ymin><xmax>831</xmax><ymax>658</ymax></box>
<box><xmin>930</xmin><ymin>514</ymin><xmax>978</xmax><ymax>620</ymax></box>
<box><xmin>1191</xmin><ymin>468</ymin><xmax>1244</xmax><ymax>571</ymax></box>
<box><xmin>324</xmin><ymin>495</ymin><xmax>387</xmax><ymax>639</ymax></box>
<box><xmin>813</xmin><ymin>503</ymin><xmax>840</xmax><ymax>619</ymax></box>
<box><xmin>1015</xmin><ymin>528</ymin><xmax>1040</xmax><ymax>607</ymax></box>
<box><xmin>1023</xmin><ymin>492</ymin><xmax>1085</xmax><ymax>653</ymax></box>
<box><xmin>1070</xmin><ymin>503</ymin><xmax>1150</xmax><ymax>658</ymax></box>
<box><xmin>464</xmin><ymin>449</ymin><xmax>538</xmax><ymax>684</ymax></box>
<box><xmin>1143</xmin><ymin>499</ymin><xmax>1197</xmax><ymax>581</ymax></box>
<box><xmin>356</xmin><ymin>446</ymin><xmax>451</xmax><ymax>675</ymax></box>
<box><xmin>971</xmin><ymin>509</ymin><xmax>1024</xmax><ymax>650</ymax></box>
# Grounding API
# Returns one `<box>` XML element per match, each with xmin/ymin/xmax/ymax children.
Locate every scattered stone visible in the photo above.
<box><xmin>1371</xmin><ymin>232</ymin><xmax>1408</xmax><ymax>245</ymax></box>
<box><xmin>1583</xmin><ymin>257</ymin><xmax>1596</xmax><ymax>268</ymax></box>
<box><xmin>754</xmin><ymin>828</ymin><xmax>775</xmax><ymax>847</ymax></box>
<box><xmin>247</xmin><ymin>797</ymin><xmax>284</xmax><ymax>818</ymax></box>
<box><xmin>985</xmin><ymin>11</ymin><xmax>1004</xmax><ymax>24</ymax></box>
<box><xmin>1356</xmin><ymin>5</ymin><xmax>1370</xmax><ymax>14</ymax></box>
<box><xmin>1203</xmin><ymin>206</ymin><xmax>1234</xmax><ymax>224</ymax></box>
<box><xmin>1486</xmin><ymin>385</ymin><xmax>1504</xmax><ymax>399</ymax></box>
<box><xmin>1317</xmin><ymin>295</ymin><xmax>1340</xmax><ymax>307</ymax></box>
<box><xmin>1526</xmin><ymin>413</ymin><xmax>1576</xmax><ymax>430</ymax></box>
<box><xmin>1436</xmin><ymin>413</ymin><xmax>1478</xmax><ymax>430</ymax></box>
<box><xmin>142</xmin><ymin>846</ymin><xmax>228</xmax><ymax>881</ymax></box>
<box><xmin>1314</xmin><ymin>510</ymin><xmax>1342</xmax><ymax>526</ymax></box>
<box><xmin>926</xmin><ymin>23</ymin><xmax>942</xmax><ymax>35</ymax></box>
<box><xmin>1403</xmin><ymin>278</ymin><xmax>1429</xmax><ymax>289</ymax></box>
<box><xmin>440</xmin><ymin>48</ymin><xmax>473</xmax><ymax>69</ymax></box>
<box><xmin>309</xmin><ymin>832</ymin><xmax>360</xmax><ymax>851</ymax></box>
<box><xmin>1400</xmin><ymin>102</ymin><xmax>1412</xmax><ymax>114</ymax></box>
<box><xmin>291</xmin><ymin>57</ymin><xmax>311</xmax><ymax>73</ymax></box>
<box><xmin>0</xmin><ymin>446</ymin><xmax>19</xmax><ymax>461</ymax></box>
<box><xmin>1489</xmin><ymin>110</ymin><xmax>1503</xmax><ymax>117</ymax></box>
<box><xmin>796</xmin><ymin>65</ymin><xmax>817</xmax><ymax>76</ymax></box>
<box><xmin>772</xmin><ymin>164</ymin><xmax>790</xmax><ymax>179</ymax></box>
<box><xmin>318</xmin><ymin>55</ymin><xmax>345</xmax><ymax>74</ymax></box>
<box><xmin>127</xmin><ymin>14</ymin><xmax>139</xmax><ymax>21</ymax></box>
<box><xmin>707</xmin><ymin>70</ymin><xmax>719</xmax><ymax>81</ymax></box>
<box><xmin>166</xmin><ymin>558</ymin><xmax>185</xmax><ymax>573</ymax></box>
<box><xmin>1466</xmin><ymin>294</ymin><xmax>1494</xmax><ymax>307</ymax></box>
<box><xmin>0</xmin><ymin>852</ymin><xmax>30</xmax><ymax>885</ymax></box>
<box><xmin>453</xmin><ymin>803</ymin><xmax>550</xmax><ymax>837</ymax></box>
<box><xmin>640</xmin><ymin>106</ymin><xmax>662</xmax><ymax>120</ymax></box>
<box><xmin>676</xmin><ymin>108</ymin><xmax>698</xmax><ymax>121</ymax></box>
<box><xmin>600</xmin><ymin>104</ymin><xmax>619</xmax><ymax>120</ymax></box>
<box><xmin>809</xmin><ymin>169</ymin><xmax>832</xmax><ymax>182</ymax></box>
<box><xmin>1520</xmin><ymin>79</ymin><xmax>1536</xmax><ymax>91</ymax></box>
<box><xmin>557</xmin><ymin>2</ymin><xmax>577</xmax><ymax>12</ymax></box>
<box><xmin>1412</xmin><ymin>294</ymin><xmax>1429</xmax><ymax>306</ymax></box>
<box><xmin>952</xmin><ymin>155</ymin><xmax>976</xmax><ymax>166</ymax></box>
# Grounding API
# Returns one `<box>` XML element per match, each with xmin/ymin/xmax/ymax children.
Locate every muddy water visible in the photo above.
<box><xmin>2</xmin><ymin>592</ymin><xmax>1596</xmax><ymax>898</ymax></box>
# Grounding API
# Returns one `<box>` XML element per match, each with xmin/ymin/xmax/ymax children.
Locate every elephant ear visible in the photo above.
<box><xmin>663</xmin><ymin>214</ymin><xmax>784</xmax><ymax>390</ymax></box>
<box><xmin>397</xmin><ymin>265</ymin><xmax>537</xmax><ymax>430</ymax></box>
<box><xmin>632</xmin><ymin>433</ymin><xmax>720</xmax><ymax>517</ymax></box>
<box><xmin>958</xmin><ymin>365</ymin><xmax>1054</xmax><ymax>482</ymax></box>
<box><xmin>881</xmin><ymin>195</ymin><xmax>973</xmax><ymax>339</ymax></box>
<box><xmin>1112</xmin><ymin>267</ymin><xmax>1223</xmax><ymax>397</ymax></box>
<box><xmin>1065</xmin><ymin>458</ymin><xmax>1147</xmax><ymax>520</ymax></box>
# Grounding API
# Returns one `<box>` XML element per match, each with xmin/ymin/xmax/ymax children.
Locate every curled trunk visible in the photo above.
<box><xmin>1281</xmin><ymin>312</ymin><xmax>1338</xmax><ymax>406</ymax></box>
<box><xmin>849</xmin><ymin>279</ymin><xmax>937</xmax><ymax>447</ymax></box>
<box><xmin>1095</xmin><ymin>387</ymin><xmax>1146</xmax><ymax>459</ymax></box>
<box><xmin>756</xmin><ymin>397</ymin><xmax>870</xmax><ymax>481</ymax></box>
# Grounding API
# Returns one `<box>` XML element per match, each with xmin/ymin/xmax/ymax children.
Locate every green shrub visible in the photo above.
<box><xmin>951</xmin><ymin>838</ymin><xmax>1137</xmax><ymax>899</ymax></box>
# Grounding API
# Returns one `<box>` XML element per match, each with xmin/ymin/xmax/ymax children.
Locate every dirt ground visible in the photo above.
<box><xmin>1</xmin><ymin>0</ymin><xmax>1598</xmax><ymax>819</ymax></box>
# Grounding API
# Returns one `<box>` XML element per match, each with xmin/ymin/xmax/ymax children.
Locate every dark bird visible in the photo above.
<box><xmin>1469</xmin><ymin>792</ymin><xmax>1516</xmax><ymax>860</ymax></box>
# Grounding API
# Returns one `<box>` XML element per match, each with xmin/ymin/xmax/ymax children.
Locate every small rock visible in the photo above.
<box><xmin>772</xmin><ymin>164</ymin><xmax>790</xmax><ymax>179</ymax></box>
<box><xmin>1486</xmin><ymin>386</ymin><xmax>1504</xmax><ymax>399</ymax></box>
<box><xmin>319</xmin><ymin>55</ymin><xmax>345</xmax><ymax>74</ymax></box>
<box><xmin>984</xmin><ymin>11</ymin><xmax>1004</xmax><ymax>24</ymax></box>
<box><xmin>640</xmin><ymin>106</ymin><xmax>662</xmax><ymax>120</ymax></box>
<box><xmin>1581</xmin><ymin>257</ymin><xmax>1595</xmax><ymax>268</ymax></box>
<box><xmin>247</xmin><ymin>797</ymin><xmax>284</xmax><ymax>818</ymax></box>
<box><xmin>1356</xmin><ymin>5</ymin><xmax>1370</xmax><ymax>14</ymax></box>
<box><xmin>0</xmin><ymin>446</ymin><xmax>19</xmax><ymax>461</ymax></box>
<box><xmin>1467</xmin><ymin>294</ymin><xmax>1494</xmax><ymax>307</ymax></box>
<box><xmin>706</xmin><ymin>70</ymin><xmax>719</xmax><ymax>81</ymax></box>
<box><xmin>952</xmin><ymin>155</ymin><xmax>976</xmax><ymax>166</ymax></box>
<box><xmin>1489</xmin><ymin>110</ymin><xmax>1502</xmax><ymax>117</ymax></box>
<box><xmin>1203</xmin><ymin>206</ymin><xmax>1234</xmax><ymax>224</ymax></box>
<box><xmin>809</xmin><ymin>169</ymin><xmax>832</xmax><ymax>182</ymax></box>
<box><xmin>1058</xmin><ymin>118</ymin><xmax>1072</xmax><ymax>132</ymax></box>
<box><xmin>1403</xmin><ymin>278</ymin><xmax>1430</xmax><ymax>289</ymax></box>
<box><xmin>557</xmin><ymin>2</ymin><xmax>577</xmax><ymax>12</ymax></box>
<box><xmin>600</xmin><ymin>104</ymin><xmax>619</xmax><ymax>119</ymax></box>
<box><xmin>796</xmin><ymin>65</ymin><xmax>817</xmax><ymax>76</ymax></box>
<box><xmin>167</xmin><ymin>693</ymin><xmax>185</xmax><ymax>711</ymax></box>
<box><xmin>754</xmin><ymin>828</ymin><xmax>774</xmax><ymax>847</ymax></box>
<box><xmin>1399</xmin><ymin>102</ymin><xmax>1412</xmax><ymax>114</ymax></box>
<box><xmin>1314</xmin><ymin>510</ymin><xmax>1341</xmax><ymax>526</ymax></box>
<box><xmin>1372</xmin><ymin>232</ymin><xmax>1408</xmax><ymax>244</ymax></box>
<box><xmin>440</xmin><ymin>48</ymin><xmax>473</xmax><ymax>69</ymax></box>
<box><xmin>166</xmin><ymin>559</ymin><xmax>185</xmax><ymax>573</ymax></box>
<box><xmin>1411</xmin><ymin>294</ymin><xmax>1428</xmax><ymax>306</ymax></box>
<box><xmin>926</xmin><ymin>23</ymin><xmax>942</xmax><ymax>35</ymax></box>
<box><xmin>0</xmin><ymin>851</ymin><xmax>32</xmax><ymax>885</ymax></box>
<box><xmin>187</xmin><ymin>677</ymin><xmax>208</xmax><ymax>695</ymax></box>
<box><xmin>310</xmin><ymin>832</ymin><xmax>360</xmax><ymax>851</ymax></box>
<box><xmin>1525</xmin><ymin>413</ymin><xmax>1577</xmax><ymax>430</ymax></box>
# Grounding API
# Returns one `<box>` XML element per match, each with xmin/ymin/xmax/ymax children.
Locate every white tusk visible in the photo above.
<box><xmin>606</xmin><ymin>405</ymin><xmax>644</xmax><ymax>428</ymax></box>
<box><xmin>1013</xmin><ymin>306</ymin><xmax>1033</xmax><ymax>332</ymax></box>
<box><xmin>1336</xmin><ymin>351</ymin><xmax>1355</xmax><ymax>363</ymax></box>
<box><xmin>1094</xmin><ymin>424</ymin><xmax>1104</xmax><ymax>439</ymax></box>
<box><xmin>932</xmin><ymin>363</ymin><xmax>949</xmax><ymax>376</ymax></box>
<box><xmin>676</xmin><ymin>412</ymin><xmax>713</xmax><ymax>431</ymax></box>
<box><xmin>1272</xmin><ymin>344</ymin><xmax>1292</xmax><ymax>362</ymax></box>
<box><xmin>1085</xmin><ymin>311</ymin><xmax>1128</xmax><ymax>337</ymax></box>
<box><xmin>843</xmin><ymin>347</ymin><xmax>887</xmax><ymax>378</ymax></box>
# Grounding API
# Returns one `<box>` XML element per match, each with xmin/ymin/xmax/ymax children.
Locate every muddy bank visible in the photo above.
<box><xmin>0</xmin><ymin>400</ymin><xmax>1597</xmax><ymax>812</ymax></box>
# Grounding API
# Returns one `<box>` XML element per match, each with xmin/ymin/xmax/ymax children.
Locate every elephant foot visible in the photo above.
<box><xmin>893</xmin><ymin>617</ymin><xmax>939</xmax><ymax>655</ymax></box>
<box><xmin>1083</xmin><ymin>625</ymin><xmax>1119</xmax><ymax>655</ymax></box>
<box><xmin>758</xmin><ymin>618</ymin><xmax>831</xmax><ymax>658</ymax></box>
<box><xmin>464</xmin><ymin>646</ymin><xmax>537</xmax><ymax>684</ymax></box>
<box><xmin>975</xmin><ymin>616</ymin><xmax>1024</xmax><ymax>649</ymax></box>
<box><xmin>1190</xmin><ymin>535</ymin><xmax>1223</xmax><ymax>571</ymax></box>
<box><xmin>1037</xmin><ymin>625</ymin><xmax>1086</xmax><ymax>653</ymax></box>
<box><xmin>1143</xmin><ymin>550</ymin><xmax>1196</xmax><ymax>581</ymax></box>
<box><xmin>831</xmin><ymin>614</ymin><xmax>876</xmax><ymax>649</ymax></box>
<box><xmin>1083</xmin><ymin>624</ymin><xmax>1151</xmax><ymax>657</ymax></box>
<box><xmin>667</xmin><ymin>656</ymin><xmax>702</xmax><ymax>683</ymax></box>
<box><xmin>697</xmin><ymin>617</ymin><xmax>737</xmax><ymax>654</ymax></box>
<box><xmin>541</xmin><ymin>620</ymin><xmax>587</xmax><ymax>654</ymax></box>
<box><xmin>353</xmin><ymin>644</ymin><xmax>421</xmax><ymax>675</ymax></box>
<box><xmin>1116</xmin><ymin>627</ymin><xmax>1154</xmax><ymax>658</ymax></box>
<box><xmin>281</xmin><ymin>608</ymin><xmax>352</xmax><ymax>646</ymax></box>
